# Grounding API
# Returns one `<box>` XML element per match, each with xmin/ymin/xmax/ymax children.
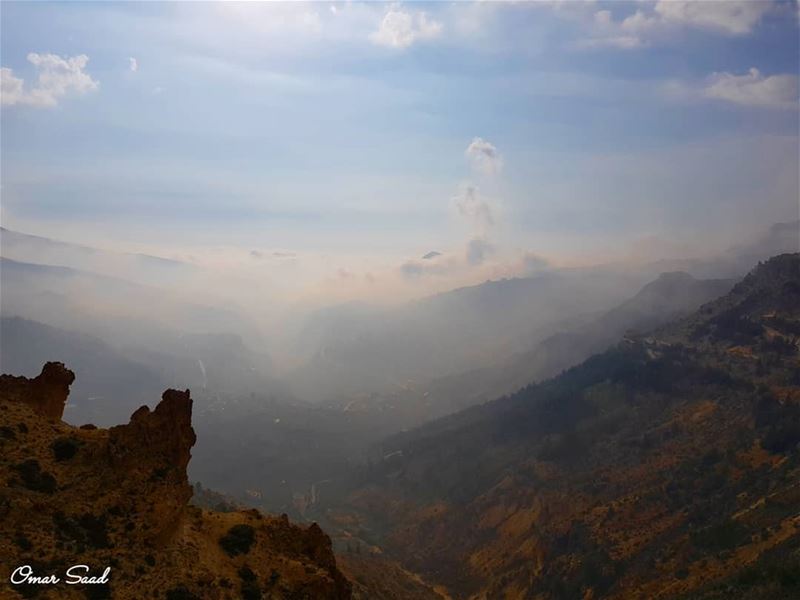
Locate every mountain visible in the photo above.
<box><xmin>0</xmin><ymin>317</ymin><xmax>168</xmax><ymax>426</ymax></box>
<box><xmin>0</xmin><ymin>227</ymin><xmax>199</xmax><ymax>288</ymax></box>
<box><xmin>189</xmin><ymin>271</ymin><xmax>734</xmax><ymax>520</ymax></box>
<box><xmin>0</xmin><ymin>256</ymin><xmax>282</xmax><ymax>424</ymax></box>
<box><xmin>0</xmin><ymin>315</ymin><xmax>281</xmax><ymax>427</ymax></box>
<box><xmin>289</xmin><ymin>267</ymin><xmax>651</xmax><ymax>403</ymax></box>
<box><xmin>0</xmin><ymin>256</ymin><xmax>256</xmax><ymax>345</ymax></box>
<box><xmin>645</xmin><ymin>220</ymin><xmax>799</xmax><ymax>280</ymax></box>
<box><xmin>325</xmin><ymin>271</ymin><xmax>737</xmax><ymax>431</ymax></box>
<box><xmin>333</xmin><ymin>254</ymin><xmax>800</xmax><ymax>599</ymax></box>
<box><xmin>431</xmin><ymin>271</ymin><xmax>737</xmax><ymax>410</ymax></box>
<box><xmin>0</xmin><ymin>230</ymin><xmax>274</xmax><ymax>366</ymax></box>
<box><xmin>0</xmin><ymin>362</ymin><xmax>352</xmax><ymax>599</ymax></box>
<box><xmin>289</xmin><ymin>221</ymin><xmax>798</xmax><ymax>407</ymax></box>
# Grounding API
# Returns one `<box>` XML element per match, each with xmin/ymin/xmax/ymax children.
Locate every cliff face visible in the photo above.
<box><xmin>0</xmin><ymin>363</ymin><xmax>351</xmax><ymax>600</ymax></box>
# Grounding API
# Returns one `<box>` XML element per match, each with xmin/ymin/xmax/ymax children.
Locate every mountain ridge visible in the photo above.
<box><xmin>332</xmin><ymin>253</ymin><xmax>800</xmax><ymax>599</ymax></box>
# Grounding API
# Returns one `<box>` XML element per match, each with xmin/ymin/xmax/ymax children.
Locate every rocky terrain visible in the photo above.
<box><xmin>0</xmin><ymin>363</ymin><xmax>351</xmax><ymax>600</ymax></box>
<box><xmin>332</xmin><ymin>254</ymin><xmax>800</xmax><ymax>599</ymax></box>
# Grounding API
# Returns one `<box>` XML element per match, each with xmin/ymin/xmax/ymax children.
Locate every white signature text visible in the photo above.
<box><xmin>10</xmin><ymin>565</ymin><xmax>111</xmax><ymax>586</ymax></box>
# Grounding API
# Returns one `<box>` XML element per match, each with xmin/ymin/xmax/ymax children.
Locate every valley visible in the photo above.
<box><xmin>2</xmin><ymin>4</ymin><xmax>798</xmax><ymax>597</ymax></box>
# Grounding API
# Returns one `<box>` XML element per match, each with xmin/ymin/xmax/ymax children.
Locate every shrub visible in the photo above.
<box><xmin>239</xmin><ymin>567</ymin><xmax>261</xmax><ymax>600</ymax></box>
<box><xmin>52</xmin><ymin>437</ymin><xmax>80</xmax><ymax>461</ymax></box>
<box><xmin>13</xmin><ymin>460</ymin><xmax>56</xmax><ymax>494</ymax></box>
<box><xmin>219</xmin><ymin>524</ymin><xmax>256</xmax><ymax>557</ymax></box>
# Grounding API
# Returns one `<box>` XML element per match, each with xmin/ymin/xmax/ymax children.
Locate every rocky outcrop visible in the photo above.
<box><xmin>0</xmin><ymin>364</ymin><xmax>352</xmax><ymax>599</ymax></box>
<box><xmin>109</xmin><ymin>388</ymin><xmax>196</xmax><ymax>472</ymax></box>
<box><xmin>0</xmin><ymin>361</ymin><xmax>75</xmax><ymax>420</ymax></box>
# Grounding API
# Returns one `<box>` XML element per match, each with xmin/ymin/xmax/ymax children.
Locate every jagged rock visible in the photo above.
<box><xmin>109</xmin><ymin>389</ymin><xmax>196</xmax><ymax>472</ymax></box>
<box><xmin>0</xmin><ymin>361</ymin><xmax>75</xmax><ymax>420</ymax></box>
<box><xmin>0</xmin><ymin>364</ymin><xmax>352</xmax><ymax>599</ymax></box>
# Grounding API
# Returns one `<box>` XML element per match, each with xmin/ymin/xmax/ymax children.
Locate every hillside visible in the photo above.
<box><xmin>0</xmin><ymin>363</ymin><xmax>351</xmax><ymax>599</ymax></box>
<box><xmin>333</xmin><ymin>254</ymin><xmax>800</xmax><ymax>599</ymax></box>
<box><xmin>288</xmin><ymin>267</ymin><xmax>651</xmax><ymax>403</ymax></box>
<box><xmin>418</xmin><ymin>272</ymin><xmax>737</xmax><ymax>420</ymax></box>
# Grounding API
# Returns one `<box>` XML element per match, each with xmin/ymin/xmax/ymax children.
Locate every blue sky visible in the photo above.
<box><xmin>1</xmin><ymin>1</ymin><xmax>798</xmax><ymax>300</ymax></box>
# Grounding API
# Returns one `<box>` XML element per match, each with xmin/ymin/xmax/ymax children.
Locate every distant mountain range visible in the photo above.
<box><xmin>419</xmin><ymin>271</ymin><xmax>738</xmax><ymax>419</ymax></box>
<box><xmin>182</xmin><ymin>267</ymin><xmax>743</xmax><ymax>514</ymax></box>
<box><xmin>288</xmin><ymin>221</ymin><xmax>799</xmax><ymax>404</ymax></box>
<box><xmin>0</xmin><ymin>256</ymin><xmax>256</xmax><ymax>344</ymax></box>
<box><xmin>0</xmin><ymin>315</ymin><xmax>282</xmax><ymax>426</ymax></box>
<box><xmin>0</xmin><ymin>227</ymin><xmax>198</xmax><ymax>287</ymax></box>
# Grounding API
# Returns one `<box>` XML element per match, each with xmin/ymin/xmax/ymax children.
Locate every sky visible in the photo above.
<box><xmin>1</xmin><ymin>1</ymin><xmax>798</xmax><ymax>303</ymax></box>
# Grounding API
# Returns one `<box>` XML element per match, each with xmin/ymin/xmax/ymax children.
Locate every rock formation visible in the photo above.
<box><xmin>0</xmin><ymin>365</ymin><xmax>352</xmax><ymax>599</ymax></box>
<box><xmin>0</xmin><ymin>361</ymin><xmax>75</xmax><ymax>420</ymax></box>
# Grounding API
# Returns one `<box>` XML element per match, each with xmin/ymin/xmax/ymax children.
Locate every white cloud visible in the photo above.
<box><xmin>370</xmin><ymin>6</ymin><xmax>442</xmax><ymax>49</ymax></box>
<box><xmin>620</xmin><ymin>10</ymin><xmax>660</xmax><ymax>34</ymax></box>
<box><xmin>1</xmin><ymin>53</ymin><xmax>99</xmax><ymax>108</ymax></box>
<box><xmin>702</xmin><ymin>68</ymin><xmax>799</xmax><ymax>109</ymax></box>
<box><xmin>571</xmin><ymin>9</ymin><xmax>651</xmax><ymax>50</ymax></box>
<box><xmin>465</xmin><ymin>137</ymin><xmax>503</xmax><ymax>175</ymax></box>
<box><xmin>129</xmin><ymin>57</ymin><xmax>138</xmax><ymax>72</ymax></box>
<box><xmin>654</xmin><ymin>0</ymin><xmax>774</xmax><ymax>35</ymax></box>
<box><xmin>1</xmin><ymin>68</ymin><xmax>25</xmax><ymax>104</ymax></box>
<box><xmin>569</xmin><ymin>0</ymin><xmax>777</xmax><ymax>51</ymax></box>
